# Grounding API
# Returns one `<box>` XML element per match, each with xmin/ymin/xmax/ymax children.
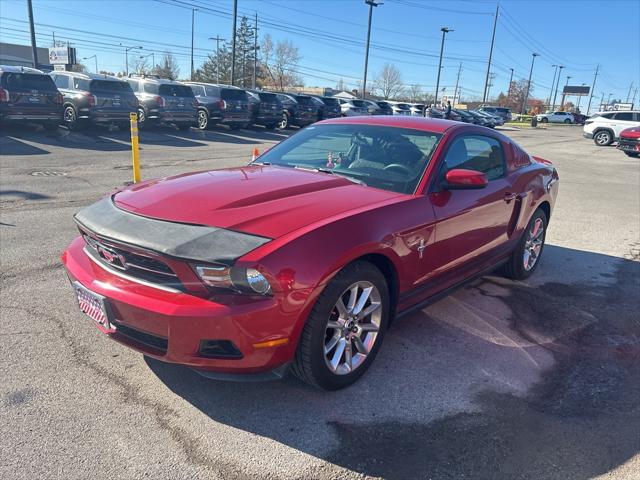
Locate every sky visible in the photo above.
<box><xmin>1</xmin><ymin>0</ymin><xmax>639</xmax><ymax>110</ymax></box>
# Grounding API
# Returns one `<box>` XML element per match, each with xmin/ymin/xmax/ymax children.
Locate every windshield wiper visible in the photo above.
<box><xmin>316</xmin><ymin>167</ymin><xmax>365</xmax><ymax>185</ymax></box>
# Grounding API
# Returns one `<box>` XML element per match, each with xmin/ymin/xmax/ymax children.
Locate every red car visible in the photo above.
<box><xmin>62</xmin><ymin>116</ymin><xmax>559</xmax><ymax>390</ymax></box>
<box><xmin>617</xmin><ymin>126</ymin><xmax>640</xmax><ymax>157</ymax></box>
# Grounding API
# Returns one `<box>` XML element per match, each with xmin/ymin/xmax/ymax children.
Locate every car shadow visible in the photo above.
<box><xmin>0</xmin><ymin>134</ymin><xmax>51</xmax><ymax>156</ymax></box>
<box><xmin>146</xmin><ymin>244</ymin><xmax>639</xmax><ymax>479</ymax></box>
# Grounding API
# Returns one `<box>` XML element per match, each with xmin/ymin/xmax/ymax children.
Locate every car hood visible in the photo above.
<box><xmin>620</xmin><ymin>127</ymin><xmax>640</xmax><ymax>139</ymax></box>
<box><xmin>113</xmin><ymin>165</ymin><xmax>404</xmax><ymax>238</ymax></box>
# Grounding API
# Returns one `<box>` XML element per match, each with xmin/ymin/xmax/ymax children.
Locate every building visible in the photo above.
<box><xmin>0</xmin><ymin>42</ymin><xmax>52</xmax><ymax>69</ymax></box>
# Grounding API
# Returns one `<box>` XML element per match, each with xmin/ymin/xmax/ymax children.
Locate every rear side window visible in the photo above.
<box><xmin>53</xmin><ymin>75</ymin><xmax>70</xmax><ymax>89</ymax></box>
<box><xmin>204</xmin><ymin>86</ymin><xmax>220</xmax><ymax>97</ymax></box>
<box><xmin>351</xmin><ymin>100</ymin><xmax>368</xmax><ymax>108</ymax></box>
<box><xmin>613</xmin><ymin>112</ymin><xmax>633</xmax><ymax>121</ymax></box>
<box><xmin>443</xmin><ymin>135</ymin><xmax>505</xmax><ymax>181</ymax></box>
<box><xmin>321</xmin><ymin>97</ymin><xmax>339</xmax><ymax>106</ymax></box>
<box><xmin>294</xmin><ymin>96</ymin><xmax>314</xmax><ymax>105</ymax></box>
<box><xmin>90</xmin><ymin>80</ymin><xmax>133</xmax><ymax>93</ymax></box>
<box><xmin>2</xmin><ymin>73</ymin><xmax>58</xmax><ymax>91</ymax></box>
<box><xmin>158</xmin><ymin>84</ymin><xmax>194</xmax><ymax>97</ymax></box>
<box><xmin>72</xmin><ymin>78</ymin><xmax>91</xmax><ymax>91</ymax></box>
<box><xmin>220</xmin><ymin>88</ymin><xmax>246</xmax><ymax>100</ymax></box>
<box><xmin>188</xmin><ymin>85</ymin><xmax>205</xmax><ymax>96</ymax></box>
<box><xmin>257</xmin><ymin>92</ymin><xmax>277</xmax><ymax>102</ymax></box>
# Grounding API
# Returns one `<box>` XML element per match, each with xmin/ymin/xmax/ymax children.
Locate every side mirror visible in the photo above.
<box><xmin>443</xmin><ymin>168</ymin><xmax>488</xmax><ymax>190</ymax></box>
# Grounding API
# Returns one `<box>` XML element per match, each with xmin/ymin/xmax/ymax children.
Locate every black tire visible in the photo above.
<box><xmin>502</xmin><ymin>208</ymin><xmax>548</xmax><ymax>280</ymax></box>
<box><xmin>564</xmin><ymin>118</ymin><xmax>571</xmax><ymax>124</ymax></box>
<box><xmin>541</xmin><ymin>117</ymin><xmax>548</xmax><ymax>123</ymax></box>
<box><xmin>137</xmin><ymin>107</ymin><xmax>149</xmax><ymax>130</ymax></box>
<box><xmin>291</xmin><ymin>261</ymin><xmax>390</xmax><ymax>390</ymax></box>
<box><xmin>593</xmin><ymin>129</ymin><xmax>613</xmax><ymax>146</ymax></box>
<box><xmin>624</xmin><ymin>151</ymin><xmax>639</xmax><ymax>158</ymax></box>
<box><xmin>63</xmin><ymin>105</ymin><xmax>82</xmax><ymax>131</ymax></box>
<box><xmin>279</xmin><ymin>112</ymin><xmax>290</xmax><ymax>129</ymax></box>
<box><xmin>196</xmin><ymin>109</ymin><xmax>209</xmax><ymax>130</ymax></box>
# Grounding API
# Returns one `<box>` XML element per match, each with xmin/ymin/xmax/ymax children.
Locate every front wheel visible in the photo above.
<box><xmin>196</xmin><ymin>109</ymin><xmax>209</xmax><ymax>130</ymax></box>
<box><xmin>593</xmin><ymin>130</ymin><xmax>613</xmax><ymax>146</ymax></box>
<box><xmin>291</xmin><ymin>261</ymin><xmax>389</xmax><ymax>390</ymax></box>
<box><xmin>279</xmin><ymin>112</ymin><xmax>290</xmax><ymax>129</ymax></box>
<box><xmin>502</xmin><ymin>209</ymin><xmax>548</xmax><ymax>280</ymax></box>
<box><xmin>564</xmin><ymin>118</ymin><xmax>571</xmax><ymax>124</ymax></box>
<box><xmin>541</xmin><ymin>117</ymin><xmax>548</xmax><ymax>123</ymax></box>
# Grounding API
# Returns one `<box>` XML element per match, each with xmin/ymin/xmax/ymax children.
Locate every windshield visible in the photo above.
<box><xmin>254</xmin><ymin>124</ymin><xmax>441</xmax><ymax>194</ymax></box>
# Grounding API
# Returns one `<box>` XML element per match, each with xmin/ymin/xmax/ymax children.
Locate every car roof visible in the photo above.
<box><xmin>52</xmin><ymin>71</ymin><xmax>125</xmax><ymax>82</ymax></box>
<box><xmin>183</xmin><ymin>82</ymin><xmax>242</xmax><ymax>89</ymax></box>
<box><xmin>318</xmin><ymin>115</ymin><xmax>458</xmax><ymax>134</ymax></box>
<box><xmin>128</xmin><ymin>75</ymin><xmax>183</xmax><ymax>85</ymax></box>
<box><xmin>0</xmin><ymin>65</ymin><xmax>45</xmax><ymax>74</ymax></box>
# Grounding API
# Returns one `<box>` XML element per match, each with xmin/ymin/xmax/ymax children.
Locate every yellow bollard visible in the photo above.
<box><xmin>130</xmin><ymin>112</ymin><xmax>141</xmax><ymax>183</ymax></box>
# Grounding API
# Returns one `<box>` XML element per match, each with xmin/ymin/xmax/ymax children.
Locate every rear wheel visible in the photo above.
<box><xmin>196</xmin><ymin>109</ymin><xmax>209</xmax><ymax>130</ymax></box>
<box><xmin>291</xmin><ymin>261</ymin><xmax>389</xmax><ymax>390</ymax></box>
<box><xmin>593</xmin><ymin>130</ymin><xmax>613</xmax><ymax>146</ymax></box>
<box><xmin>63</xmin><ymin>106</ymin><xmax>82</xmax><ymax>131</ymax></box>
<box><xmin>279</xmin><ymin>112</ymin><xmax>290</xmax><ymax>129</ymax></box>
<box><xmin>137</xmin><ymin>107</ymin><xmax>149</xmax><ymax>130</ymax></box>
<box><xmin>502</xmin><ymin>209</ymin><xmax>547</xmax><ymax>280</ymax></box>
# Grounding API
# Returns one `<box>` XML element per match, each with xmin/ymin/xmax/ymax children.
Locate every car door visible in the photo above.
<box><xmin>427</xmin><ymin>133</ymin><xmax>518</xmax><ymax>279</ymax></box>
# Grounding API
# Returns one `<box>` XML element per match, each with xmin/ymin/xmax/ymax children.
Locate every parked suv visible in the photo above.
<box><xmin>126</xmin><ymin>76</ymin><xmax>196</xmax><ymax>130</ymax></box>
<box><xmin>246</xmin><ymin>90</ymin><xmax>282</xmax><ymax>128</ymax></box>
<box><xmin>185</xmin><ymin>82</ymin><xmax>251</xmax><ymax>130</ymax></box>
<box><xmin>338</xmin><ymin>99</ymin><xmax>370</xmax><ymax>116</ymax></box>
<box><xmin>50</xmin><ymin>71</ymin><xmax>137</xmax><ymax>130</ymax></box>
<box><xmin>314</xmin><ymin>96</ymin><xmax>342</xmax><ymax>120</ymax></box>
<box><xmin>276</xmin><ymin>93</ymin><xmax>317</xmax><ymax>129</ymax></box>
<box><xmin>536</xmin><ymin>111</ymin><xmax>574</xmax><ymax>124</ymax></box>
<box><xmin>0</xmin><ymin>65</ymin><xmax>62</xmax><ymax>130</ymax></box>
<box><xmin>583</xmin><ymin>110</ymin><xmax>640</xmax><ymax>146</ymax></box>
<box><xmin>479</xmin><ymin>106</ymin><xmax>512</xmax><ymax>121</ymax></box>
<box><xmin>375</xmin><ymin>101</ymin><xmax>394</xmax><ymax>115</ymax></box>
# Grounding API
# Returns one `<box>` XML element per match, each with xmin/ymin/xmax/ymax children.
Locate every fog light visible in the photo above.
<box><xmin>198</xmin><ymin>340</ymin><xmax>243</xmax><ymax>359</ymax></box>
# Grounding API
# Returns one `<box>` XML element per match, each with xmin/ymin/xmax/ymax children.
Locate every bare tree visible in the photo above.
<box><xmin>374</xmin><ymin>63</ymin><xmax>405</xmax><ymax>99</ymax></box>
<box><xmin>260</xmin><ymin>34</ymin><xmax>301</xmax><ymax>91</ymax></box>
<box><xmin>152</xmin><ymin>52</ymin><xmax>180</xmax><ymax>80</ymax></box>
<box><xmin>335</xmin><ymin>78</ymin><xmax>346</xmax><ymax>91</ymax></box>
<box><xmin>128</xmin><ymin>56</ymin><xmax>150</xmax><ymax>76</ymax></box>
<box><xmin>408</xmin><ymin>83</ymin><xmax>422</xmax><ymax>102</ymax></box>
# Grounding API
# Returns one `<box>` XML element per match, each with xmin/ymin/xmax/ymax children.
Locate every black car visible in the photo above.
<box><xmin>246</xmin><ymin>90</ymin><xmax>282</xmax><ymax>129</ymax></box>
<box><xmin>314</xmin><ymin>96</ymin><xmax>342</xmax><ymax>120</ymax></box>
<box><xmin>185</xmin><ymin>82</ymin><xmax>251</xmax><ymax>130</ymax></box>
<box><xmin>452</xmin><ymin>108</ymin><xmax>475</xmax><ymax>124</ymax></box>
<box><xmin>50</xmin><ymin>71</ymin><xmax>138</xmax><ymax>130</ymax></box>
<box><xmin>275</xmin><ymin>93</ymin><xmax>317</xmax><ymax>129</ymax></box>
<box><xmin>0</xmin><ymin>65</ymin><xmax>62</xmax><ymax>130</ymax></box>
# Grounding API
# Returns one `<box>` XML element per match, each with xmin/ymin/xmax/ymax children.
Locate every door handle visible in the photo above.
<box><xmin>504</xmin><ymin>192</ymin><xmax>517</xmax><ymax>203</ymax></box>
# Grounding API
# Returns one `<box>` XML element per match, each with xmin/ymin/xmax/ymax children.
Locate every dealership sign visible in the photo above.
<box><xmin>563</xmin><ymin>85</ymin><xmax>590</xmax><ymax>96</ymax></box>
<box><xmin>48</xmin><ymin>47</ymin><xmax>69</xmax><ymax>65</ymax></box>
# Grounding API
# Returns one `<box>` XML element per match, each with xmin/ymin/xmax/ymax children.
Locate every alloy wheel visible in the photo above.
<box><xmin>323</xmin><ymin>281</ymin><xmax>382</xmax><ymax>375</ymax></box>
<box><xmin>523</xmin><ymin>217</ymin><xmax>544</xmax><ymax>271</ymax></box>
<box><xmin>197</xmin><ymin>110</ymin><xmax>208</xmax><ymax>129</ymax></box>
<box><xmin>64</xmin><ymin>107</ymin><xmax>76</xmax><ymax>125</ymax></box>
<box><xmin>595</xmin><ymin>131</ymin><xmax>611</xmax><ymax>145</ymax></box>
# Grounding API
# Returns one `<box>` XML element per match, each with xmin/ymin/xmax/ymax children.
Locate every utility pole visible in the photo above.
<box><xmin>453</xmin><ymin>63</ymin><xmax>462</xmax><ymax>106</ymax></box>
<box><xmin>507</xmin><ymin>68</ymin><xmax>514</xmax><ymax>98</ymax></box>
<box><xmin>253</xmin><ymin>12</ymin><xmax>258</xmax><ymax>89</ymax></box>
<box><xmin>209</xmin><ymin>36</ymin><xmax>225</xmax><ymax>83</ymax></box>
<box><xmin>230</xmin><ymin>0</ymin><xmax>238</xmax><ymax>86</ymax></box>
<box><xmin>191</xmin><ymin>8</ymin><xmax>197</xmax><ymax>81</ymax></box>
<box><xmin>551</xmin><ymin>65</ymin><xmax>564</xmax><ymax>110</ymax></box>
<box><xmin>435</xmin><ymin>27</ymin><xmax>453</xmax><ymax>106</ymax></box>
<box><xmin>585</xmin><ymin>64</ymin><xmax>599</xmax><ymax>115</ymax></box>
<box><xmin>547</xmin><ymin>65</ymin><xmax>558</xmax><ymax>110</ymax></box>
<box><xmin>521</xmin><ymin>52</ymin><xmax>539</xmax><ymax>114</ymax></box>
<box><xmin>52</xmin><ymin>31</ymin><xmax>56</xmax><ymax>47</ymax></box>
<box><xmin>626</xmin><ymin>82</ymin><xmax>634</xmax><ymax>103</ymax></box>
<box><xmin>560</xmin><ymin>75</ymin><xmax>571</xmax><ymax>110</ymax></box>
<box><xmin>362</xmin><ymin>0</ymin><xmax>382</xmax><ymax>100</ymax></box>
<box><xmin>27</xmin><ymin>0</ymin><xmax>38</xmax><ymax>68</ymax></box>
<box><xmin>486</xmin><ymin>73</ymin><xmax>496</xmax><ymax>103</ymax></box>
<box><xmin>599</xmin><ymin>92</ymin><xmax>605</xmax><ymax>110</ymax></box>
<box><xmin>482</xmin><ymin>3</ymin><xmax>499</xmax><ymax>103</ymax></box>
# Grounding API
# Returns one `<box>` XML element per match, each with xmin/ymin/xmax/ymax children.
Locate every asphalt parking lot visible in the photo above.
<box><xmin>1</xmin><ymin>123</ymin><xmax>639</xmax><ymax>480</ymax></box>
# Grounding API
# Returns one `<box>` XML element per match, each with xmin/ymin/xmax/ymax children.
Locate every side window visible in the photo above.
<box><xmin>601</xmin><ymin>112</ymin><xmax>615</xmax><ymax>119</ymax></box>
<box><xmin>127</xmin><ymin>80</ymin><xmax>139</xmax><ymax>92</ymax></box>
<box><xmin>204</xmin><ymin>86</ymin><xmax>220</xmax><ymax>97</ymax></box>
<box><xmin>443</xmin><ymin>135</ymin><xmax>505</xmax><ymax>181</ymax></box>
<box><xmin>54</xmin><ymin>75</ymin><xmax>69</xmax><ymax>89</ymax></box>
<box><xmin>613</xmin><ymin>112</ymin><xmax>633</xmax><ymax>121</ymax></box>
<box><xmin>634</xmin><ymin>113</ymin><xmax>640</xmax><ymax>122</ymax></box>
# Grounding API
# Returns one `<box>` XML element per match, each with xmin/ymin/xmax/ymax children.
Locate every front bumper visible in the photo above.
<box><xmin>62</xmin><ymin>237</ymin><xmax>303</xmax><ymax>376</ymax></box>
<box><xmin>583</xmin><ymin>132</ymin><xmax>594</xmax><ymax>139</ymax></box>
<box><xmin>618</xmin><ymin>138</ymin><xmax>640</xmax><ymax>153</ymax></box>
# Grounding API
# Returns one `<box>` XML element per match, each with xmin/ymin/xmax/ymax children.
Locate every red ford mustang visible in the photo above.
<box><xmin>62</xmin><ymin>116</ymin><xmax>559</xmax><ymax>390</ymax></box>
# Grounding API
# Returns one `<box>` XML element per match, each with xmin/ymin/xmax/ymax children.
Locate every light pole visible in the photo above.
<box><xmin>209</xmin><ymin>36</ymin><xmax>225</xmax><ymax>83</ymax></box>
<box><xmin>230</xmin><ymin>0</ymin><xmax>238</xmax><ymax>86</ymax></box>
<box><xmin>576</xmin><ymin>83</ymin><xmax>587</xmax><ymax>111</ymax></box>
<box><xmin>83</xmin><ymin>55</ymin><xmax>98</xmax><ymax>73</ymax></box>
<box><xmin>521</xmin><ymin>52</ymin><xmax>539</xmax><ymax>114</ymax></box>
<box><xmin>548</xmin><ymin>64</ymin><xmax>558</xmax><ymax>110</ymax></box>
<box><xmin>551</xmin><ymin>65</ymin><xmax>564</xmax><ymax>110</ymax></box>
<box><xmin>140</xmin><ymin>52</ymin><xmax>155</xmax><ymax>73</ymax></box>
<box><xmin>362</xmin><ymin>0</ymin><xmax>382</xmax><ymax>99</ymax></box>
<box><xmin>560</xmin><ymin>75</ymin><xmax>571</xmax><ymax>110</ymax></box>
<box><xmin>191</xmin><ymin>8</ymin><xmax>198</xmax><ymax>81</ymax></box>
<box><xmin>607</xmin><ymin>92</ymin><xmax>612</xmax><ymax>106</ymax></box>
<box><xmin>123</xmin><ymin>45</ymin><xmax>142</xmax><ymax>76</ymax></box>
<box><xmin>434</xmin><ymin>27</ymin><xmax>453</xmax><ymax>106</ymax></box>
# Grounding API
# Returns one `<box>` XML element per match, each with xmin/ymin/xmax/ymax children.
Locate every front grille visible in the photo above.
<box><xmin>114</xmin><ymin>322</ymin><xmax>168</xmax><ymax>353</ymax></box>
<box><xmin>82</xmin><ymin>233</ymin><xmax>184</xmax><ymax>291</ymax></box>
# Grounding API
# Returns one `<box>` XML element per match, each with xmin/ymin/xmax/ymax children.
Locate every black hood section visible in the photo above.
<box><xmin>74</xmin><ymin>196</ymin><xmax>271</xmax><ymax>265</ymax></box>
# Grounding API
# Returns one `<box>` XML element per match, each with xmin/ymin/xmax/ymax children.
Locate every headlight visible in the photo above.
<box><xmin>194</xmin><ymin>264</ymin><xmax>272</xmax><ymax>295</ymax></box>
